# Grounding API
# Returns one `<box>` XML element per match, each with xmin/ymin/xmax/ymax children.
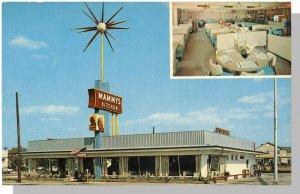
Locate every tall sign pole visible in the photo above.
<box><xmin>101</xmin><ymin>33</ymin><xmax>104</xmax><ymax>82</ymax></box>
<box><xmin>273</xmin><ymin>78</ymin><xmax>278</xmax><ymax>185</ymax></box>
<box><xmin>16</xmin><ymin>92</ymin><xmax>21</xmax><ymax>183</ymax></box>
<box><xmin>74</xmin><ymin>2</ymin><xmax>128</xmax><ymax>180</ymax></box>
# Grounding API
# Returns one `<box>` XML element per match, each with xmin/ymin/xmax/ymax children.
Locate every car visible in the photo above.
<box><xmin>2</xmin><ymin>167</ymin><xmax>13</xmax><ymax>174</ymax></box>
<box><xmin>36</xmin><ymin>166</ymin><xmax>45</xmax><ymax>171</ymax></box>
<box><xmin>51</xmin><ymin>166</ymin><xmax>59</xmax><ymax>175</ymax></box>
<box><xmin>51</xmin><ymin>166</ymin><xmax>58</xmax><ymax>172</ymax></box>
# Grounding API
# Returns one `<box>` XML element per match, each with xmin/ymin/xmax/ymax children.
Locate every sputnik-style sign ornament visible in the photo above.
<box><xmin>73</xmin><ymin>2</ymin><xmax>129</xmax><ymax>82</ymax></box>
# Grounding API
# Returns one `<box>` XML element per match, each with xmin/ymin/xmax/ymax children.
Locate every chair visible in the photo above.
<box><xmin>209</xmin><ymin>59</ymin><xmax>233</xmax><ymax>76</ymax></box>
<box><xmin>209</xmin><ymin>59</ymin><xmax>223</xmax><ymax>76</ymax></box>
<box><xmin>267</xmin><ymin>52</ymin><xmax>277</xmax><ymax>75</ymax></box>
<box><xmin>263</xmin><ymin>66</ymin><xmax>275</xmax><ymax>75</ymax></box>
<box><xmin>240</xmin><ymin>69</ymin><xmax>265</xmax><ymax>76</ymax></box>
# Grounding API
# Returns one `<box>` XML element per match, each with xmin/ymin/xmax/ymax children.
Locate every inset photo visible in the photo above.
<box><xmin>171</xmin><ymin>2</ymin><xmax>291</xmax><ymax>77</ymax></box>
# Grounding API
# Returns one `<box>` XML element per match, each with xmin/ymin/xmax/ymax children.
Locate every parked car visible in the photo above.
<box><xmin>51</xmin><ymin>166</ymin><xmax>58</xmax><ymax>172</ymax></box>
<box><xmin>36</xmin><ymin>166</ymin><xmax>44</xmax><ymax>170</ymax></box>
<box><xmin>2</xmin><ymin>167</ymin><xmax>13</xmax><ymax>174</ymax></box>
<box><xmin>51</xmin><ymin>166</ymin><xmax>59</xmax><ymax>175</ymax></box>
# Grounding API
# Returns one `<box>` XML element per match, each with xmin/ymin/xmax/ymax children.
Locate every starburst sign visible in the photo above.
<box><xmin>73</xmin><ymin>2</ymin><xmax>129</xmax><ymax>52</ymax></box>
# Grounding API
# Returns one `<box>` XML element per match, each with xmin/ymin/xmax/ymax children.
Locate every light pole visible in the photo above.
<box><xmin>16</xmin><ymin>92</ymin><xmax>21</xmax><ymax>183</ymax></box>
<box><xmin>273</xmin><ymin>78</ymin><xmax>278</xmax><ymax>185</ymax></box>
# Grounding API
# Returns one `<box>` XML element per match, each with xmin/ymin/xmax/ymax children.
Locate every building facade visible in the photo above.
<box><xmin>23</xmin><ymin>130</ymin><xmax>257</xmax><ymax>179</ymax></box>
<box><xmin>256</xmin><ymin>142</ymin><xmax>291</xmax><ymax>166</ymax></box>
<box><xmin>2</xmin><ymin>149</ymin><xmax>9</xmax><ymax>169</ymax></box>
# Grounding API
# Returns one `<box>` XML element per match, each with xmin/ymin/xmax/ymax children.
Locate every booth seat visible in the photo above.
<box><xmin>211</xmin><ymin>36</ymin><xmax>217</xmax><ymax>47</ymax></box>
<box><xmin>176</xmin><ymin>46</ymin><xmax>185</xmax><ymax>61</ymax></box>
<box><xmin>269</xmin><ymin>28</ymin><xmax>283</xmax><ymax>36</ymax></box>
<box><xmin>263</xmin><ymin>65</ymin><xmax>275</xmax><ymax>75</ymax></box>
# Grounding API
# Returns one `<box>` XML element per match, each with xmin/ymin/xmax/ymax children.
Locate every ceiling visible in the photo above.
<box><xmin>173</xmin><ymin>2</ymin><xmax>291</xmax><ymax>12</ymax></box>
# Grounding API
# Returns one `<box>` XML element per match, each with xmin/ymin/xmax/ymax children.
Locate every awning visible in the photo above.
<box><xmin>71</xmin><ymin>147</ymin><xmax>87</xmax><ymax>158</ymax></box>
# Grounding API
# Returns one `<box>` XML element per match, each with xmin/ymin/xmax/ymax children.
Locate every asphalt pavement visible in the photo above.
<box><xmin>2</xmin><ymin>172</ymin><xmax>291</xmax><ymax>185</ymax></box>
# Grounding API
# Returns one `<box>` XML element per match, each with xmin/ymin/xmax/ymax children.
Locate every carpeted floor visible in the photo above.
<box><xmin>174</xmin><ymin>28</ymin><xmax>291</xmax><ymax>77</ymax></box>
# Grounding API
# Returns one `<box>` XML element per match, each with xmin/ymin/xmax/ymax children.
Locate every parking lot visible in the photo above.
<box><xmin>2</xmin><ymin>172</ymin><xmax>291</xmax><ymax>185</ymax></box>
<box><xmin>223</xmin><ymin>173</ymin><xmax>291</xmax><ymax>185</ymax></box>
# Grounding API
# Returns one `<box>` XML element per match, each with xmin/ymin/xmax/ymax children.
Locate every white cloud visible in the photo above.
<box><xmin>146</xmin><ymin>113</ymin><xmax>181</xmax><ymax>123</ymax></box>
<box><xmin>225</xmin><ymin>107</ymin><xmax>258</xmax><ymax>120</ymax></box>
<box><xmin>21</xmin><ymin>105</ymin><xmax>79</xmax><ymax>114</ymax></box>
<box><xmin>32</xmin><ymin>54</ymin><xmax>49</xmax><ymax>59</ymax></box>
<box><xmin>67</xmin><ymin>127</ymin><xmax>77</xmax><ymax>131</ymax></box>
<box><xmin>279</xmin><ymin>96</ymin><xmax>291</xmax><ymax>107</ymax></box>
<box><xmin>121</xmin><ymin>106</ymin><xmax>257</xmax><ymax>129</ymax></box>
<box><xmin>263</xmin><ymin>112</ymin><xmax>273</xmax><ymax>118</ymax></box>
<box><xmin>237</xmin><ymin>91</ymin><xmax>272</xmax><ymax>104</ymax></box>
<box><xmin>9</xmin><ymin>35</ymin><xmax>48</xmax><ymax>50</ymax></box>
<box><xmin>41</xmin><ymin>117</ymin><xmax>62</xmax><ymax>122</ymax></box>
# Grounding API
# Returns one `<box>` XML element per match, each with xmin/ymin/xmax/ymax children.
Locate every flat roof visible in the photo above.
<box><xmin>27</xmin><ymin>130</ymin><xmax>255</xmax><ymax>153</ymax></box>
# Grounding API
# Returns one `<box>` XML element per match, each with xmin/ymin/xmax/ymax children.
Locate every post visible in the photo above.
<box><xmin>273</xmin><ymin>78</ymin><xmax>279</xmax><ymax>185</ymax></box>
<box><xmin>178</xmin><ymin>155</ymin><xmax>181</xmax><ymax>176</ymax></box>
<box><xmin>116</xmin><ymin>114</ymin><xmax>119</xmax><ymax>136</ymax></box>
<box><xmin>94</xmin><ymin>81</ymin><xmax>110</xmax><ymax>179</ymax></box>
<box><xmin>86</xmin><ymin>169</ymin><xmax>89</xmax><ymax>182</ymax></box>
<box><xmin>49</xmin><ymin>158</ymin><xmax>51</xmax><ymax>174</ymax></box>
<box><xmin>101</xmin><ymin>33</ymin><xmax>104</xmax><ymax>82</ymax></box>
<box><xmin>111</xmin><ymin>113</ymin><xmax>114</xmax><ymax>136</ymax></box>
<box><xmin>159</xmin><ymin>155</ymin><xmax>162</xmax><ymax>176</ymax></box>
<box><xmin>138</xmin><ymin>156</ymin><xmax>141</xmax><ymax>176</ymax></box>
<box><xmin>16</xmin><ymin>92</ymin><xmax>21</xmax><ymax>183</ymax></box>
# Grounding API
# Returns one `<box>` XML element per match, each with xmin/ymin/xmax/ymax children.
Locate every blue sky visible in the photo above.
<box><xmin>2</xmin><ymin>2</ymin><xmax>291</xmax><ymax>149</ymax></box>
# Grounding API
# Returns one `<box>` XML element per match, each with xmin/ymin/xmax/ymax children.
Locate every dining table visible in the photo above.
<box><xmin>216</xmin><ymin>47</ymin><xmax>269</xmax><ymax>75</ymax></box>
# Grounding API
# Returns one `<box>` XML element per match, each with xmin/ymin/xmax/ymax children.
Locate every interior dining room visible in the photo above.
<box><xmin>172</xmin><ymin>2</ymin><xmax>291</xmax><ymax>77</ymax></box>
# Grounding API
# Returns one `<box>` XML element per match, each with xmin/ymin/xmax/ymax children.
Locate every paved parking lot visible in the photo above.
<box><xmin>3</xmin><ymin>172</ymin><xmax>291</xmax><ymax>185</ymax></box>
<box><xmin>224</xmin><ymin>173</ymin><xmax>291</xmax><ymax>185</ymax></box>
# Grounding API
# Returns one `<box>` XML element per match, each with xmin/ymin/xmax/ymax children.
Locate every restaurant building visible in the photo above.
<box><xmin>23</xmin><ymin>128</ymin><xmax>258</xmax><ymax>179</ymax></box>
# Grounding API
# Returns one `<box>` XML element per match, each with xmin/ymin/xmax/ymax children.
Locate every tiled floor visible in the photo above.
<box><xmin>174</xmin><ymin>28</ymin><xmax>291</xmax><ymax>76</ymax></box>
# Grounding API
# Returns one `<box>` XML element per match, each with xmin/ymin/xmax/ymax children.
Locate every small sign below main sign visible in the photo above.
<box><xmin>88</xmin><ymin>88</ymin><xmax>122</xmax><ymax>114</ymax></box>
<box><xmin>89</xmin><ymin>114</ymin><xmax>105</xmax><ymax>132</ymax></box>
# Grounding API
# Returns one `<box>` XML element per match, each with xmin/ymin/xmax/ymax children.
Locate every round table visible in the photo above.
<box><xmin>216</xmin><ymin>47</ymin><xmax>269</xmax><ymax>74</ymax></box>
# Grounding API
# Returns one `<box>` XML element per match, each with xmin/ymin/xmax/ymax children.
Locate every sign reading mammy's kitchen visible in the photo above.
<box><xmin>88</xmin><ymin>88</ymin><xmax>122</xmax><ymax>114</ymax></box>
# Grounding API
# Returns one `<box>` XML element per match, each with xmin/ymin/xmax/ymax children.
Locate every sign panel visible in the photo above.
<box><xmin>89</xmin><ymin>114</ymin><xmax>105</xmax><ymax>132</ymax></box>
<box><xmin>88</xmin><ymin>88</ymin><xmax>122</xmax><ymax>114</ymax></box>
<box><xmin>215</xmin><ymin>127</ymin><xmax>230</xmax><ymax>136</ymax></box>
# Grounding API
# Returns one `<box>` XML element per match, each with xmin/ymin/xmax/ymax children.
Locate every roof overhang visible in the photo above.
<box><xmin>22</xmin><ymin>145</ymin><xmax>258</xmax><ymax>159</ymax></box>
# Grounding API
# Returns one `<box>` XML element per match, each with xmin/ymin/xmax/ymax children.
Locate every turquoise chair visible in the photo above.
<box><xmin>270</xmin><ymin>28</ymin><xmax>283</xmax><ymax>36</ymax></box>
<box><xmin>241</xmin><ymin>69</ymin><xmax>265</xmax><ymax>76</ymax></box>
<box><xmin>211</xmin><ymin>36</ymin><xmax>217</xmax><ymax>47</ymax></box>
<box><xmin>266</xmin><ymin>52</ymin><xmax>277</xmax><ymax>75</ymax></box>
<box><xmin>263</xmin><ymin>66</ymin><xmax>275</xmax><ymax>75</ymax></box>
<box><xmin>221</xmin><ymin>71</ymin><xmax>234</xmax><ymax>76</ymax></box>
<box><xmin>176</xmin><ymin>46</ymin><xmax>184</xmax><ymax>61</ymax></box>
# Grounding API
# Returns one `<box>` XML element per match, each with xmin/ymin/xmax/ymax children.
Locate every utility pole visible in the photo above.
<box><xmin>273</xmin><ymin>78</ymin><xmax>278</xmax><ymax>185</ymax></box>
<box><xmin>16</xmin><ymin>92</ymin><xmax>21</xmax><ymax>183</ymax></box>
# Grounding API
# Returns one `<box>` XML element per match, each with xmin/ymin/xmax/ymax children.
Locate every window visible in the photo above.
<box><xmin>235</xmin><ymin>155</ymin><xmax>238</xmax><ymax>160</ymax></box>
<box><xmin>240</xmin><ymin>155</ymin><xmax>244</xmax><ymax>159</ymax></box>
<box><xmin>231</xmin><ymin>155</ymin><xmax>234</xmax><ymax>160</ymax></box>
<box><xmin>246</xmin><ymin>160</ymin><xmax>249</xmax><ymax>168</ymax></box>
